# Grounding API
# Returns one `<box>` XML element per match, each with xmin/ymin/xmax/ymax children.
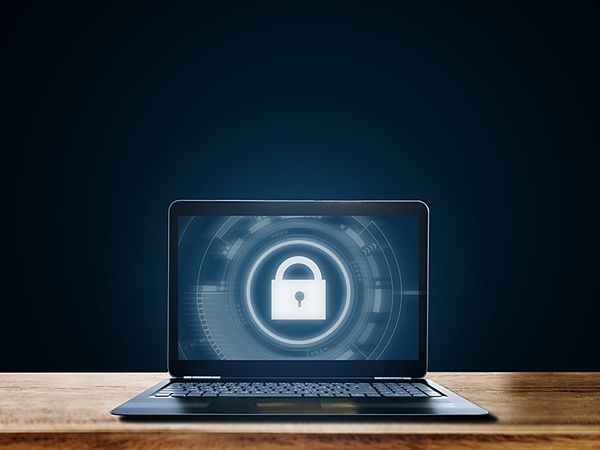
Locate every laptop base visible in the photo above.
<box><xmin>111</xmin><ymin>379</ymin><xmax>488</xmax><ymax>417</ymax></box>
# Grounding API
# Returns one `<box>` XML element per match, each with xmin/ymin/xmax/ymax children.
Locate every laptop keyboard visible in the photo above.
<box><xmin>154</xmin><ymin>382</ymin><xmax>443</xmax><ymax>398</ymax></box>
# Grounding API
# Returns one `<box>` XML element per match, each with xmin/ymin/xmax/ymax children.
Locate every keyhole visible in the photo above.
<box><xmin>295</xmin><ymin>291</ymin><xmax>305</xmax><ymax>307</ymax></box>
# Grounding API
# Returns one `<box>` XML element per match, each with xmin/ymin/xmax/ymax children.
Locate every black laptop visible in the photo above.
<box><xmin>112</xmin><ymin>200</ymin><xmax>487</xmax><ymax>416</ymax></box>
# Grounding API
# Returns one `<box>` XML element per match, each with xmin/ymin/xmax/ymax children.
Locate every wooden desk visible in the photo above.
<box><xmin>0</xmin><ymin>373</ymin><xmax>598</xmax><ymax>449</ymax></box>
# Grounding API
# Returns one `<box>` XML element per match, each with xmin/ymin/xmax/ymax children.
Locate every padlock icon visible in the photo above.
<box><xmin>271</xmin><ymin>256</ymin><xmax>326</xmax><ymax>320</ymax></box>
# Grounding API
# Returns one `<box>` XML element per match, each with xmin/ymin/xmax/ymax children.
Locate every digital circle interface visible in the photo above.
<box><xmin>178</xmin><ymin>215</ymin><xmax>415</xmax><ymax>361</ymax></box>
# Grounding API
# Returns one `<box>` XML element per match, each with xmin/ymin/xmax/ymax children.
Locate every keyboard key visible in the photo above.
<box><xmin>412</xmin><ymin>384</ymin><xmax>443</xmax><ymax>397</ymax></box>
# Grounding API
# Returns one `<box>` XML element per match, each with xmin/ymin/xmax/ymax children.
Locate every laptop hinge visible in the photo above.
<box><xmin>373</xmin><ymin>376</ymin><xmax>413</xmax><ymax>380</ymax></box>
<box><xmin>183</xmin><ymin>375</ymin><xmax>221</xmax><ymax>379</ymax></box>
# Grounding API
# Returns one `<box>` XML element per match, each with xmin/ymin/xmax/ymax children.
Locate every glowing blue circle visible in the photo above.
<box><xmin>245</xmin><ymin>239</ymin><xmax>352</xmax><ymax>346</ymax></box>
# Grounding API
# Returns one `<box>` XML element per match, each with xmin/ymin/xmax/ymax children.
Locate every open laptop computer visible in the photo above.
<box><xmin>112</xmin><ymin>200</ymin><xmax>487</xmax><ymax>416</ymax></box>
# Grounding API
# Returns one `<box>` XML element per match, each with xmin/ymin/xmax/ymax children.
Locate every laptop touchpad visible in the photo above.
<box><xmin>255</xmin><ymin>400</ymin><xmax>321</xmax><ymax>412</ymax></box>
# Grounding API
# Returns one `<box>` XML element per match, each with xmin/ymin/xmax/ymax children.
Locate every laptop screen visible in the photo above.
<box><xmin>177</xmin><ymin>215</ymin><xmax>421</xmax><ymax>361</ymax></box>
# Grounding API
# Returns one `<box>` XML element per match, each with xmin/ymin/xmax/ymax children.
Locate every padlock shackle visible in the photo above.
<box><xmin>274</xmin><ymin>256</ymin><xmax>323</xmax><ymax>281</ymax></box>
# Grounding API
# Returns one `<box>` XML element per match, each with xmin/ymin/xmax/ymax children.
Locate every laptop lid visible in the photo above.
<box><xmin>168</xmin><ymin>200</ymin><xmax>429</xmax><ymax>378</ymax></box>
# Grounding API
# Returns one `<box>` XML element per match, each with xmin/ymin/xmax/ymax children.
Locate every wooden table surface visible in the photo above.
<box><xmin>0</xmin><ymin>372</ymin><xmax>598</xmax><ymax>449</ymax></box>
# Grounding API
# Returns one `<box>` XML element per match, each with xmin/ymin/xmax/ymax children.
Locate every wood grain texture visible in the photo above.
<box><xmin>0</xmin><ymin>372</ymin><xmax>599</xmax><ymax>449</ymax></box>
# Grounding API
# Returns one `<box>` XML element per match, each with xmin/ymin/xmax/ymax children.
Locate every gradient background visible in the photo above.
<box><xmin>2</xmin><ymin>2</ymin><xmax>598</xmax><ymax>371</ymax></box>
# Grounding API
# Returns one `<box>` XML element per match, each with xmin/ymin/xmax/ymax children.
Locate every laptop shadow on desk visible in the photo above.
<box><xmin>118</xmin><ymin>414</ymin><xmax>497</xmax><ymax>424</ymax></box>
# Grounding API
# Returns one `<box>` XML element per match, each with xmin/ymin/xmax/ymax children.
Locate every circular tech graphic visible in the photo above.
<box><xmin>178</xmin><ymin>216</ymin><xmax>406</xmax><ymax>361</ymax></box>
<box><xmin>244</xmin><ymin>239</ymin><xmax>352</xmax><ymax>346</ymax></box>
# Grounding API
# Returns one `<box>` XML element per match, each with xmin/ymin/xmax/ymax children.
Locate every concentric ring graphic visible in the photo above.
<box><xmin>245</xmin><ymin>239</ymin><xmax>352</xmax><ymax>345</ymax></box>
<box><xmin>177</xmin><ymin>215</ymin><xmax>420</xmax><ymax>361</ymax></box>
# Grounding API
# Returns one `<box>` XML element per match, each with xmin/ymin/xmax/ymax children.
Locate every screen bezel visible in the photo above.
<box><xmin>168</xmin><ymin>200</ymin><xmax>429</xmax><ymax>378</ymax></box>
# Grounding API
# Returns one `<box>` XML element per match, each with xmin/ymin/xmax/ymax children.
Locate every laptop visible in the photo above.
<box><xmin>112</xmin><ymin>200</ymin><xmax>488</xmax><ymax>416</ymax></box>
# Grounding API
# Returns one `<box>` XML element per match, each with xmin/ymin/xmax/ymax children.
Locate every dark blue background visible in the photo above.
<box><xmin>3</xmin><ymin>2</ymin><xmax>598</xmax><ymax>371</ymax></box>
